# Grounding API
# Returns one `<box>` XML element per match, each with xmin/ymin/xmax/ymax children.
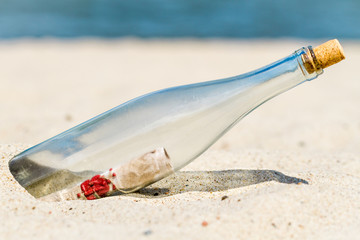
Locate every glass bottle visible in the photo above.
<box><xmin>9</xmin><ymin>40</ymin><xmax>344</xmax><ymax>199</ymax></box>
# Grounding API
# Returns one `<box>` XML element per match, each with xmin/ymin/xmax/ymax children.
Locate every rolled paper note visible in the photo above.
<box><xmin>41</xmin><ymin>147</ymin><xmax>173</xmax><ymax>201</ymax></box>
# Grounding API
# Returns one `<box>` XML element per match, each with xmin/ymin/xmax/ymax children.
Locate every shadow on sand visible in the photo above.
<box><xmin>124</xmin><ymin>169</ymin><xmax>308</xmax><ymax>198</ymax></box>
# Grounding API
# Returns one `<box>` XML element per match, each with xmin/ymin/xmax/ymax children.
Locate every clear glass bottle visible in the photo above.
<box><xmin>9</xmin><ymin>41</ymin><xmax>344</xmax><ymax>198</ymax></box>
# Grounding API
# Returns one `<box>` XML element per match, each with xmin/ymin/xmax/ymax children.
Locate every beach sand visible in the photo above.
<box><xmin>0</xmin><ymin>39</ymin><xmax>359</xmax><ymax>239</ymax></box>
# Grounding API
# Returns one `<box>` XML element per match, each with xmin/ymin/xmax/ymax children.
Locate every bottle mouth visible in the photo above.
<box><xmin>302</xmin><ymin>46</ymin><xmax>324</xmax><ymax>74</ymax></box>
<box><xmin>296</xmin><ymin>47</ymin><xmax>323</xmax><ymax>81</ymax></box>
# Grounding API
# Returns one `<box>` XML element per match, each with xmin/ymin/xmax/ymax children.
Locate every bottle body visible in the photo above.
<box><xmin>9</xmin><ymin>47</ymin><xmax>322</xmax><ymax>197</ymax></box>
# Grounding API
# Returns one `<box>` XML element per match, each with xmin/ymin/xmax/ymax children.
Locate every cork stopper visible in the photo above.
<box><xmin>302</xmin><ymin>39</ymin><xmax>345</xmax><ymax>74</ymax></box>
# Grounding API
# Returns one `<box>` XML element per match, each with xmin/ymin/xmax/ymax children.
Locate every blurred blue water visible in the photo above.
<box><xmin>0</xmin><ymin>0</ymin><xmax>359</xmax><ymax>39</ymax></box>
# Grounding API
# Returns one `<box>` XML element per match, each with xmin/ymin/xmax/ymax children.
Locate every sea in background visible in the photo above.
<box><xmin>0</xmin><ymin>0</ymin><xmax>359</xmax><ymax>39</ymax></box>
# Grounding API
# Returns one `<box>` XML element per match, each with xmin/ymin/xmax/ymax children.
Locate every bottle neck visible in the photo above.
<box><xmin>297</xmin><ymin>46</ymin><xmax>324</xmax><ymax>81</ymax></box>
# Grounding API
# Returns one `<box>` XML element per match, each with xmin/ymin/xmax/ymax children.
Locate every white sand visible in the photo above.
<box><xmin>0</xmin><ymin>39</ymin><xmax>359</xmax><ymax>239</ymax></box>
